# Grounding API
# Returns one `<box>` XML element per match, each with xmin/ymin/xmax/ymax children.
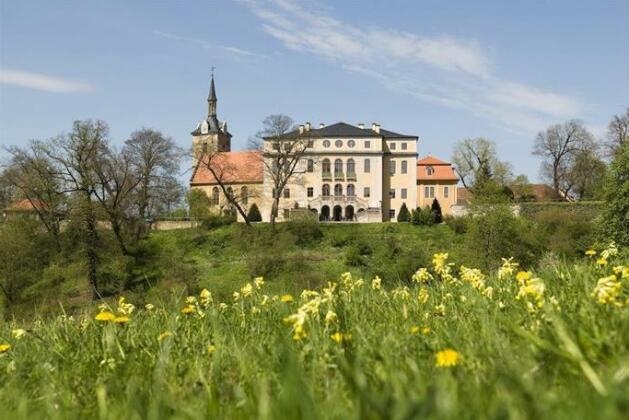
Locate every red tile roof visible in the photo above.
<box><xmin>5</xmin><ymin>199</ymin><xmax>47</xmax><ymax>212</ymax></box>
<box><xmin>416</xmin><ymin>155</ymin><xmax>458</xmax><ymax>181</ymax></box>
<box><xmin>191</xmin><ymin>150</ymin><xmax>263</xmax><ymax>185</ymax></box>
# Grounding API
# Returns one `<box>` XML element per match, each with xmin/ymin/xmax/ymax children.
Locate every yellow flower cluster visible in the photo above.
<box><xmin>435</xmin><ymin>349</ymin><xmax>460</xmax><ymax>367</ymax></box>
<box><xmin>515</xmin><ymin>271</ymin><xmax>546</xmax><ymax>312</ymax></box>
<box><xmin>498</xmin><ymin>257</ymin><xmax>519</xmax><ymax>281</ymax></box>
<box><xmin>587</xmin><ymin>243</ymin><xmax>628</xmax><ymax>307</ymax></box>
<box><xmin>591</xmin><ymin>275</ymin><xmax>622</xmax><ymax>306</ymax></box>
<box><xmin>94</xmin><ymin>297</ymin><xmax>135</xmax><ymax>324</ymax></box>
<box><xmin>412</xmin><ymin>268</ymin><xmax>433</xmax><ymax>284</ymax></box>
<box><xmin>432</xmin><ymin>253</ymin><xmax>456</xmax><ymax>283</ymax></box>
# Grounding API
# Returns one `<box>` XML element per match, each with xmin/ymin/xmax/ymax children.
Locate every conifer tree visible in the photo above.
<box><xmin>431</xmin><ymin>198</ymin><xmax>443</xmax><ymax>223</ymax></box>
<box><xmin>247</xmin><ymin>203</ymin><xmax>262</xmax><ymax>222</ymax></box>
<box><xmin>397</xmin><ymin>202</ymin><xmax>411</xmax><ymax>222</ymax></box>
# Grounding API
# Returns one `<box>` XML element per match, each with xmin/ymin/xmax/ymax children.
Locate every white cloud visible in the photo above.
<box><xmin>243</xmin><ymin>0</ymin><xmax>584</xmax><ymax>134</ymax></box>
<box><xmin>0</xmin><ymin>68</ymin><xmax>93</xmax><ymax>93</ymax></box>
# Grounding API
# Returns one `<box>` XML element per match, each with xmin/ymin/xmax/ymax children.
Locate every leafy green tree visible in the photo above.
<box><xmin>247</xmin><ymin>203</ymin><xmax>262</xmax><ymax>222</ymax></box>
<box><xmin>397</xmin><ymin>203</ymin><xmax>410</xmax><ymax>222</ymax></box>
<box><xmin>186</xmin><ymin>189</ymin><xmax>212</xmax><ymax>220</ymax></box>
<box><xmin>431</xmin><ymin>199</ymin><xmax>443</xmax><ymax>223</ymax></box>
<box><xmin>412</xmin><ymin>206</ymin><xmax>435</xmax><ymax>226</ymax></box>
<box><xmin>601</xmin><ymin>142</ymin><xmax>629</xmax><ymax>247</ymax></box>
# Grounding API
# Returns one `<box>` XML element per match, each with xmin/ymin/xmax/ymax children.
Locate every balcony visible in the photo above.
<box><xmin>310</xmin><ymin>194</ymin><xmax>368</xmax><ymax>207</ymax></box>
<box><xmin>334</xmin><ymin>172</ymin><xmax>344</xmax><ymax>181</ymax></box>
<box><xmin>322</xmin><ymin>171</ymin><xmax>332</xmax><ymax>181</ymax></box>
<box><xmin>346</xmin><ymin>172</ymin><xmax>357</xmax><ymax>181</ymax></box>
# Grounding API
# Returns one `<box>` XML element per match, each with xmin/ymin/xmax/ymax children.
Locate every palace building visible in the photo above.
<box><xmin>189</xmin><ymin>77</ymin><xmax>458</xmax><ymax>222</ymax></box>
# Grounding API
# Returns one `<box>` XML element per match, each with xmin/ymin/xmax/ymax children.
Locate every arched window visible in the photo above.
<box><xmin>426</xmin><ymin>166</ymin><xmax>434</xmax><ymax>176</ymax></box>
<box><xmin>347</xmin><ymin>184</ymin><xmax>355</xmax><ymax>197</ymax></box>
<box><xmin>211</xmin><ymin>187</ymin><xmax>219</xmax><ymax>205</ymax></box>
<box><xmin>322</xmin><ymin>184</ymin><xmax>330</xmax><ymax>197</ymax></box>
<box><xmin>347</xmin><ymin>158</ymin><xmax>355</xmax><ymax>174</ymax></box>
<box><xmin>334</xmin><ymin>159</ymin><xmax>343</xmax><ymax>174</ymax></box>
<box><xmin>322</xmin><ymin>159</ymin><xmax>331</xmax><ymax>174</ymax></box>
<box><xmin>226</xmin><ymin>187</ymin><xmax>233</xmax><ymax>200</ymax></box>
<box><xmin>334</xmin><ymin>184</ymin><xmax>343</xmax><ymax>196</ymax></box>
<box><xmin>241</xmin><ymin>186</ymin><xmax>248</xmax><ymax>206</ymax></box>
<box><xmin>307</xmin><ymin>159</ymin><xmax>314</xmax><ymax>172</ymax></box>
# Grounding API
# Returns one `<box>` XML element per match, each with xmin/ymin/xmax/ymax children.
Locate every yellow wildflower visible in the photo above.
<box><xmin>498</xmin><ymin>257</ymin><xmax>519</xmax><ymax>280</ymax></box>
<box><xmin>11</xmin><ymin>329</ymin><xmax>26</xmax><ymax>339</ymax></box>
<box><xmin>260</xmin><ymin>295</ymin><xmax>270</xmax><ymax>306</ymax></box>
<box><xmin>207</xmin><ymin>344</ymin><xmax>217</xmax><ymax>354</ymax></box>
<box><xmin>421</xmin><ymin>326</ymin><xmax>431</xmax><ymax>335</ymax></box>
<box><xmin>596</xmin><ymin>257</ymin><xmax>608</xmax><ymax>267</ymax></box>
<box><xmin>410</xmin><ymin>326</ymin><xmax>420</xmax><ymax>335</ymax></box>
<box><xmin>232</xmin><ymin>292</ymin><xmax>240</xmax><ymax>302</ymax></box>
<box><xmin>392</xmin><ymin>286</ymin><xmax>411</xmax><ymax>301</ymax></box>
<box><xmin>280</xmin><ymin>294</ymin><xmax>294</xmax><ymax>303</ymax></box>
<box><xmin>434</xmin><ymin>303</ymin><xmax>446</xmax><ymax>316</ymax></box>
<box><xmin>0</xmin><ymin>344</ymin><xmax>11</xmax><ymax>353</ymax></box>
<box><xmin>371</xmin><ymin>276</ymin><xmax>382</xmax><ymax>290</ymax></box>
<box><xmin>254</xmin><ymin>277</ymin><xmax>265</xmax><ymax>289</ymax></box>
<box><xmin>515</xmin><ymin>271</ymin><xmax>532</xmax><ymax>285</ymax></box>
<box><xmin>418</xmin><ymin>288</ymin><xmax>429</xmax><ymax>304</ymax></box>
<box><xmin>435</xmin><ymin>349</ymin><xmax>460</xmax><ymax>367</ymax></box>
<box><xmin>181</xmin><ymin>305</ymin><xmax>195</xmax><ymax>315</ymax></box>
<box><xmin>592</xmin><ymin>275</ymin><xmax>622</xmax><ymax>306</ymax></box>
<box><xmin>325</xmin><ymin>310</ymin><xmax>338</xmax><ymax>325</ymax></box>
<box><xmin>113</xmin><ymin>316</ymin><xmax>129</xmax><ymax>324</ymax></box>
<box><xmin>585</xmin><ymin>249</ymin><xmax>597</xmax><ymax>257</ymax></box>
<box><xmin>158</xmin><ymin>331</ymin><xmax>173</xmax><ymax>341</ymax></box>
<box><xmin>412</xmin><ymin>268</ymin><xmax>433</xmax><ymax>283</ymax></box>
<box><xmin>241</xmin><ymin>283</ymin><xmax>253</xmax><ymax>297</ymax></box>
<box><xmin>186</xmin><ymin>296</ymin><xmax>197</xmax><ymax>304</ymax></box>
<box><xmin>330</xmin><ymin>332</ymin><xmax>351</xmax><ymax>344</ymax></box>
<box><xmin>117</xmin><ymin>297</ymin><xmax>135</xmax><ymax>315</ymax></box>
<box><xmin>144</xmin><ymin>303</ymin><xmax>155</xmax><ymax>311</ymax></box>
<box><xmin>95</xmin><ymin>311</ymin><xmax>116</xmax><ymax>322</ymax></box>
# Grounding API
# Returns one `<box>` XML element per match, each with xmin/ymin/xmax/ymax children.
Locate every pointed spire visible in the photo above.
<box><xmin>207</xmin><ymin>69</ymin><xmax>217</xmax><ymax>117</ymax></box>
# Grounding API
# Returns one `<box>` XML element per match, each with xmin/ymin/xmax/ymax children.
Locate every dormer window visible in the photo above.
<box><xmin>426</xmin><ymin>166</ymin><xmax>434</xmax><ymax>176</ymax></box>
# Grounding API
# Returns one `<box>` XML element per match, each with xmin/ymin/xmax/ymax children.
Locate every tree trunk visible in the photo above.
<box><xmin>270</xmin><ymin>197</ymin><xmax>279</xmax><ymax>229</ymax></box>
<box><xmin>111</xmin><ymin>217</ymin><xmax>129</xmax><ymax>256</ymax></box>
<box><xmin>82</xmin><ymin>193</ymin><xmax>100</xmax><ymax>300</ymax></box>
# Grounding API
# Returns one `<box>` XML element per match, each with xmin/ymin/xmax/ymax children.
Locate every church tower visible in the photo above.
<box><xmin>192</xmin><ymin>74</ymin><xmax>232</xmax><ymax>161</ymax></box>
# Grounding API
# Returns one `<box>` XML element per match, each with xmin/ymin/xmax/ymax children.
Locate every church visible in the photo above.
<box><xmin>189</xmin><ymin>77</ymin><xmax>459</xmax><ymax>222</ymax></box>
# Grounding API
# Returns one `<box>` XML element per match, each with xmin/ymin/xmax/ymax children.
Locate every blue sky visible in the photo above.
<box><xmin>1</xmin><ymin>0</ymin><xmax>627</xmax><ymax>181</ymax></box>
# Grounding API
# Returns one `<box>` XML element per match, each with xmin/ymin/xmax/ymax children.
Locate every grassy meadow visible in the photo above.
<box><xmin>0</xmin><ymin>241</ymin><xmax>627</xmax><ymax>419</ymax></box>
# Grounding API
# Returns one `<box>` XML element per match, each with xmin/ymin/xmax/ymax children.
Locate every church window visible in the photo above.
<box><xmin>241</xmin><ymin>186</ymin><xmax>248</xmax><ymax>206</ymax></box>
<box><xmin>226</xmin><ymin>187</ymin><xmax>234</xmax><ymax>200</ymax></box>
<box><xmin>211</xmin><ymin>187</ymin><xmax>219</xmax><ymax>205</ymax></box>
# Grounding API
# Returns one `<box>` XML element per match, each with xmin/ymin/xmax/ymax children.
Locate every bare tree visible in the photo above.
<box><xmin>125</xmin><ymin>128</ymin><xmax>182</xmax><ymax>239</ymax></box>
<box><xmin>39</xmin><ymin>120</ymin><xmax>108</xmax><ymax>299</ymax></box>
<box><xmin>452</xmin><ymin>137</ymin><xmax>512</xmax><ymax>194</ymax></box>
<box><xmin>4</xmin><ymin>143</ymin><xmax>65</xmax><ymax>251</ymax></box>
<box><xmin>250</xmin><ymin>115</ymin><xmax>312</xmax><ymax>227</ymax></box>
<box><xmin>195</xmin><ymin>151</ymin><xmax>259</xmax><ymax>226</ymax></box>
<box><xmin>605</xmin><ymin>108</ymin><xmax>628</xmax><ymax>158</ymax></box>
<box><xmin>93</xmin><ymin>147</ymin><xmax>141</xmax><ymax>255</ymax></box>
<box><xmin>532</xmin><ymin>120</ymin><xmax>594</xmax><ymax>197</ymax></box>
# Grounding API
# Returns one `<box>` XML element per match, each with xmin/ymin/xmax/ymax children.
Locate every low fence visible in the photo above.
<box><xmin>150</xmin><ymin>218</ymin><xmax>201</xmax><ymax>230</ymax></box>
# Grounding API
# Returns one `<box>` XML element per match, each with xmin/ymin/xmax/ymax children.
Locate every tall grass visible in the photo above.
<box><xmin>0</xmin><ymin>251</ymin><xmax>627</xmax><ymax>419</ymax></box>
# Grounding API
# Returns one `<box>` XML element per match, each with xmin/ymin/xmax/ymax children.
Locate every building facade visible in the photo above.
<box><xmin>189</xmin><ymin>77</ymin><xmax>458</xmax><ymax>222</ymax></box>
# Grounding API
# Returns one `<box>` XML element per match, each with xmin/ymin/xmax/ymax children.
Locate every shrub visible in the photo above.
<box><xmin>412</xmin><ymin>206</ymin><xmax>435</xmax><ymax>226</ymax></box>
<box><xmin>533</xmin><ymin>207</ymin><xmax>595</xmax><ymax>257</ymax></box>
<box><xmin>284</xmin><ymin>217</ymin><xmax>323</xmax><ymax>246</ymax></box>
<box><xmin>431</xmin><ymin>199</ymin><xmax>443</xmax><ymax>223</ymax></box>
<box><xmin>397</xmin><ymin>203</ymin><xmax>411</xmax><ymax>222</ymax></box>
<box><xmin>247</xmin><ymin>203</ymin><xmax>262</xmax><ymax>222</ymax></box>
<box><xmin>186</xmin><ymin>189</ymin><xmax>212</xmax><ymax>220</ymax></box>
<box><xmin>601</xmin><ymin>142</ymin><xmax>629</xmax><ymax>247</ymax></box>
<box><xmin>445</xmin><ymin>215</ymin><xmax>469</xmax><ymax>234</ymax></box>
<box><xmin>345</xmin><ymin>245</ymin><xmax>366</xmax><ymax>267</ymax></box>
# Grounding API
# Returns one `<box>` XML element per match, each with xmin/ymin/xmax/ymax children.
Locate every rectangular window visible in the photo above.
<box><xmin>401</xmin><ymin>142</ymin><xmax>407</xmax><ymax>150</ymax></box>
<box><xmin>444</xmin><ymin>186</ymin><xmax>449</xmax><ymax>198</ymax></box>
<box><xmin>283</xmin><ymin>188</ymin><xmax>290</xmax><ymax>198</ymax></box>
<box><xmin>364</xmin><ymin>140</ymin><xmax>371</xmax><ymax>149</ymax></box>
<box><xmin>390</xmin><ymin>160</ymin><xmax>396</xmax><ymax>175</ymax></box>
<box><xmin>389</xmin><ymin>209</ymin><xmax>395</xmax><ymax>219</ymax></box>
<box><xmin>283</xmin><ymin>209</ymin><xmax>290</xmax><ymax>219</ymax></box>
<box><xmin>390</xmin><ymin>142</ymin><xmax>396</xmax><ymax>150</ymax></box>
<box><xmin>401</xmin><ymin>188</ymin><xmax>407</xmax><ymax>199</ymax></box>
<box><xmin>364</xmin><ymin>187</ymin><xmax>370</xmax><ymax>198</ymax></box>
<box><xmin>364</xmin><ymin>158</ymin><xmax>370</xmax><ymax>173</ymax></box>
<box><xmin>307</xmin><ymin>187</ymin><xmax>314</xmax><ymax>197</ymax></box>
<box><xmin>424</xmin><ymin>186</ymin><xmax>435</xmax><ymax>198</ymax></box>
<box><xmin>307</xmin><ymin>139</ymin><xmax>314</xmax><ymax>148</ymax></box>
<box><xmin>389</xmin><ymin>188</ymin><xmax>395</xmax><ymax>199</ymax></box>
<box><xmin>401</xmin><ymin>160</ymin><xmax>407</xmax><ymax>174</ymax></box>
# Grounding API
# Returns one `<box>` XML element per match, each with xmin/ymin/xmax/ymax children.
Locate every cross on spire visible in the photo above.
<box><xmin>207</xmin><ymin>69</ymin><xmax>217</xmax><ymax>117</ymax></box>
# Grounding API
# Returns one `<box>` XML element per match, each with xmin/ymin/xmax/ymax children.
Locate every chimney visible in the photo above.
<box><xmin>372</xmin><ymin>122</ymin><xmax>380</xmax><ymax>133</ymax></box>
<box><xmin>319</xmin><ymin>123</ymin><xmax>325</xmax><ymax>128</ymax></box>
<box><xmin>299</xmin><ymin>125</ymin><xmax>305</xmax><ymax>134</ymax></box>
<box><xmin>358</xmin><ymin>123</ymin><xmax>364</xmax><ymax>129</ymax></box>
<box><xmin>305</xmin><ymin>122</ymin><xmax>311</xmax><ymax>131</ymax></box>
